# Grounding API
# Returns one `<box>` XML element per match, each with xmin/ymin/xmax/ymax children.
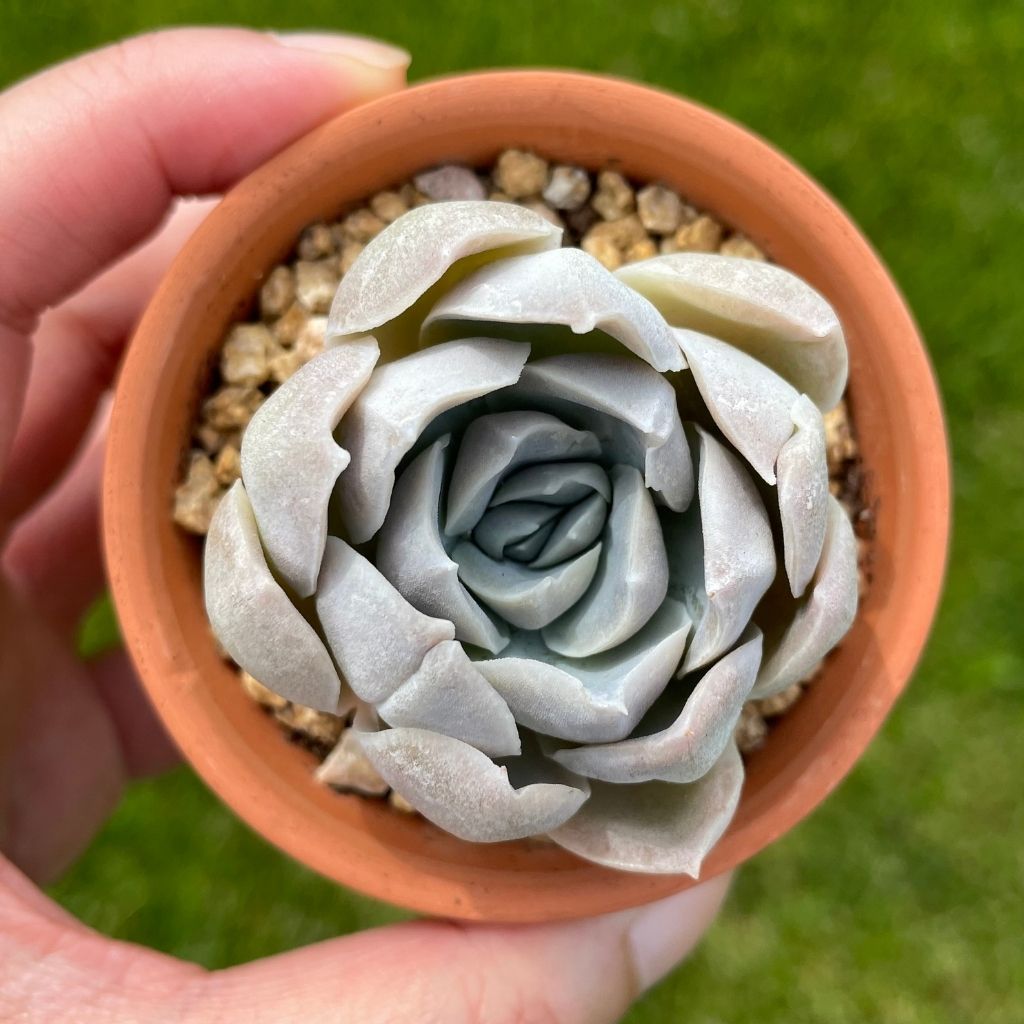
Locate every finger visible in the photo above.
<box><xmin>0</xmin><ymin>578</ymin><xmax>124</xmax><ymax>882</ymax></box>
<box><xmin>204</xmin><ymin>875</ymin><xmax>734</xmax><ymax>1024</ymax></box>
<box><xmin>4</xmin><ymin>410</ymin><xmax>107</xmax><ymax>636</ymax></box>
<box><xmin>0</xmin><ymin>858</ymin><xmax>729</xmax><ymax>1024</ymax></box>
<box><xmin>0</xmin><ymin>857</ymin><xmax>203</xmax><ymax>1021</ymax></box>
<box><xmin>0</xmin><ymin>26</ymin><xmax>408</xmax><ymax>478</ymax></box>
<box><xmin>0</xmin><ymin>198</ymin><xmax>215</xmax><ymax>526</ymax></box>
<box><xmin>90</xmin><ymin>651</ymin><xmax>180</xmax><ymax>779</ymax></box>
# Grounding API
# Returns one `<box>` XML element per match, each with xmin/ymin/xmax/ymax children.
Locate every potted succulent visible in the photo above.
<box><xmin>104</xmin><ymin>71</ymin><xmax>949</xmax><ymax>921</ymax></box>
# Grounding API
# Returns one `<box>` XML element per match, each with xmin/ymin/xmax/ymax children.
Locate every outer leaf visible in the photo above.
<box><xmin>543</xmin><ymin>465</ymin><xmax>669</xmax><ymax>658</ymax></box>
<box><xmin>315</xmin><ymin>538</ymin><xmax>454</xmax><ymax>704</ymax></box>
<box><xmin>777</xmin><ymin>395</ymin><xmax>830</xmax><ymax>597</ymax></box>
<box><xmin>355</xmin><ymin>725</ymin><xmax>589</xmax><ymax>843</ymax></box>
<box><xmin>333</xmin><ymin>338</ymin><xmax>528</xmax><ymax>544</ymax></box>
<box><xmin>674</xmin><ymin>329</ymin><xmax>798</xmax><ymax>485</ymax></box>
<box><xmin>240</xmin><ymin>339</ymin><xmax>378</xmax><ymax>597</ymax></box>
<box><xmin>618</xmin><ymin>253</ymin><xmax>848</xmax><ymax>410</ymax></box>
<box><xmin>377</xmin><ymin>641</ymin><xmax>521</xmax><ymax>757</ymax></box>
<box><xmin>553</xmin><ymin>627</ymin><xmax>761</xmax><ymax>783</ymax></box>
<box><xmin>445</xmin><ymin>411</ymin><xmax>601</xmax><ymax>536</ymax></box>
<box><xmin>204</xmin><ymin>482</ymin><xmax>342</xmax><ymax>713</ymax></box>
<box><xmin>751</xmin><ymin>495</ymin><xmax>859</xmax><ymax>698</ymax></box>
<box><xmin>376</xmin><ymin>436</ymin><xmax>509</xmax><ymax>653</ymax></box>
<box><xmin>508</xmin><ymin>353</ymin><xmax>693</xmax><ymax>511</ymax></box>
<box><xmin>453</xmin><ymin>540</ymin><xmax>602</xmax><ymax>631</ymax></box>
<box><xmin>423</xmin><ymin>247</ymin><xmax>684</xmax><ymax>372</ymax></box>
<box><xmin>549</xmin><ymin>743</ymin><xmax>744</xmax><ymax>876</ymax></box>
<box><xmin>476</xmin><ymin>599</ymin><xmax>691</xmax><ymax>744</ymax></box>
<box><xmin>668</xmin><ymin>427</ymin><xmax>775</xmax><ymax>673</ymax></box>
<box><xmin>327</xmin><ymin>201</ymin><xmax>561</xmax><ymax>346</ymax></box>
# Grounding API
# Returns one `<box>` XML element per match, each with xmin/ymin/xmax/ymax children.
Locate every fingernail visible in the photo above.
<box><xmin>626</xmin><ymin>874</ymin><xmax>733</xmax><ymax>991</ymax></box>
<box><xmin>273</xmin><ymin>32</ymin><xmax>410</xmax><ymax>97</ymax></box>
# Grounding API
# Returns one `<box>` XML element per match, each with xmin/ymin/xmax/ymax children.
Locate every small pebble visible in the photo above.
<box><xmin>220</xmin><ymin>323</ymin><xmax>272</xmax><ymax>387</ymax></box>
<box><xmin>240</xmin><ymin>670</ymin><xmax>288</xmax><ymax>711</ymax></box>
<box><xmin>493</xmin><ymin>149</ymin><xmax>548</xmax><ymax>199</ymax></box>
<box><xmin>294</xmin><ymin>260</ymin><xmax>339</xmax><ymax>314</ymax></box>
<box><xmin>755</xmin><ymin>684</ymin><xmax>803</xmax><ymax>718</ymax></box>
<box><xmin>592</xmin><ymin>170</ymin><xmax>635</xmax><ymax>220</ymax></box>
<box><xmin>172</xmin><ymin>452</ymin><xmax>223</xmax><ymax>534</ymax></box>
<box><xmin>581</xmin><ymin>231</ymin><xmax>623</xmax><ymax>270</ymax></box>
<box><xmin>488</xmin><ymin>190</ymin><xmax>513</xmax><ymax>203</ymax></box>
<box><xmin>388</xmin><ymin>790</ymin><xmax>416</xmax><ymax>814</ymax></box>
<box><xmin>258</xmin><ymin>266</ymin><xmax>296</xmax><ymax>320</ymax></box>
<box><xmin>276</xmin><ymin>704</ymin><xmax>344</xmax><ymax>748</ymax></box>
<box><xmin>414</xmin><ymin>165</ymin><xmax>486</xmax><ymax>202</ymax></box>
<box><xmin>316</xmin><ymin>730</ymin><xmax>389</xmax><ymax>794</ymax></box>
<box><xmin>636</xmin><ymin>184</ymin><xmax>685</xmax><ymax>234</ymax></box>
<box><xmin>370</xmin><ymin>190</ymin><xmax>409</xmax><ymax>223</ymax></box>
<box><xmin>338</xmin><ymin>240</ymin><xmax>365</xmax><ymax>276</ymax></box>
<box><xmin>213</xmin><ymin>444</ymin><xmax>241</xmax><ymax>487</ymax></box>
<box><xmin>543</xmin><ymin>165</ymin><xmax>591</xmax><ymax>211</ymax></box>
<box><xmin>201</xmin><ymin>386</ymin><xmax>264</xmax><ymax>432</ymax></box>
<box><xmin>338</xmin><ymin>208</ymin><xmax>386</xmax><ymax>244</ymax></box>
<box><xmin>193</xmin><ymin>422</ymin><xmax>233</xmax><ymax>456</ymax></box>
<box><xmin>294</xmin><ymin>316</ymin><xmax>327</xmax><ymax>364</ymax></box>
<box><xmin>296</xmin><ymin>222</ymin><xmax>336</xmax><ymax>261</ymax></box>
<box><xmin>663</xmin><ymin>214</ymin><xmax>723</xmax><ymax>253</ymax></box>
<box><xmin>624</xmin><ymin>237</ymin><xmax>658</xmax><ymax>263</ymax></box>
<box><xmin>271</xmin><ymin>302</ymin><xmax>310</xmax><ymax>346</ymax></box>
<box><xmin>268</xmin><ymin>345</ymin><xmax>303</xmax><ymax>385</ymax></box>
<box><xmin>824</xmin><ymin>400</ymin><xmax>857</xmax><ymax>471</ymax></box>
<box><xmin>720</xmin><ymin>234</ymin><xmax>767</xmax><ymax>260</ymax></box>
<box><xmin>734</xmin><ymin>703</ymin><xmax>768</xmax><ymax>753</ymax></box>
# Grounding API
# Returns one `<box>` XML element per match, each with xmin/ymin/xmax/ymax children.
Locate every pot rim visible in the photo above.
<box><xmin>104</xmin><ymin>69</ymin><xmax>950</xmax><ymax>922</ymax></box>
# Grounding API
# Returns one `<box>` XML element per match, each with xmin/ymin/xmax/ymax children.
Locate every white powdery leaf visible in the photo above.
<box><xmin>204</xmin><ymin>482</ymin><xmax>342</xmax><ymax>712</ymax></box>
<box><xmin>549</xmin><ymin>743</ymin><xmax>744</xmax><ymax>876</ymax></box>
<box><xmin>476</xmin><ymin>599</ymin><xmax>692</xmax><ymax>744</ymax></box>
<box><xmin>354</xmin><ymin>725</ymin><xmax>589</xmax><ymax>843</ymax></box>
<box><xmin>334</xmin><ymin>338</ymin><xmax>529</xmax><ymax>544</ymax></box>
<box><xmin>240</xmin><ymin>339</ymin><xmax>378</xmax><ymax>597</ymax></box>
<box><xmin>453</xmin><ymin>539</ymin><xmax>602</xmax><ymax>631</ymax></box>
<box><xmin>327</xmin><ymin>201</ymin><xmax>561</xmax><ymax>342</ymax></box>
<box><xmin>423</xmin><ymin>247</ymin><xmax>685</xmax><ymax>372</ymax></box>
<box><xmin>531</xmin><ymin>492</ymin><xmax>608</xmax><ymax>569</ymax></box>
<box><xmin>553</xmin><ymin>627</ymin><xmax>761</xmax><ymax>783</ymax></box>
<box><xmin>376</xmin><ymin>436</ymin><xmax>509</xmax><ymax>654</ymax></box>
<box><xmin>543</xmin><ymin>465</ymin><xmax>669</xmax><ymax>658</ymax></box>
<box><xmin>674</xmin><ymin>328</ymin><xmax>798</xmax><ymax>485</ymax></box>
<box><xmin>669</xmin><ymin>427</ymin><xmax>776</xmax><ymax>674</ymax></box>
<box><xmin>491</xmin><ymin>461</ymin><xmax>611</xmax><ymax>506</ymax></box>
<box><xmin>315</xmin><ymin>538</ymin><xmax>454</xmax><ymax>704</ymax></box>
<box><xmin>777</xmin><ymin>395</ymin><xmax>830</xmax><ymax>598</ymax></box>
<box><xmin>377</xmin><ymin>641</ymin><xmax>521</xmax><ymax>758</ymax></box>
<box><xmin>751</xmin><ymin>495</ymin><xmax>859</xmax><ymax>698</ymax></box>
<box><xmin>617</xmin><ymin>253</ymin><xmax>848</xmax><ymax>410</ymax></box>
<box><xmin>446</xmin><ymin>411</ymin><xmax>601</xmax><ymax>536</ymax></box>
<box><xmin>509</xmin><ymin>353</ymin><xmax>693</xmax><ymax>511</ymax></box>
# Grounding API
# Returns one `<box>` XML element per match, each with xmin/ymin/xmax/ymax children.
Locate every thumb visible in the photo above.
<box><xmin>201</xmin><ymin>873</ymin><xmax>733</xmax><ymax>1024</ymax></box>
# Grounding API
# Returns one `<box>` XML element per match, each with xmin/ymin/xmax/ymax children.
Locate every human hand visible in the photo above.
<box><xmin>0</xmin><ymin>29</ymin><xmax>730</xmax><ymax>1022</ymax></box>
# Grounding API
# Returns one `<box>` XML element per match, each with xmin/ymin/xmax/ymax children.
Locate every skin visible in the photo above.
<box><xmin>0</xmin><ymin>29</ymin><xmax>730</xmax><ymax>1023</ymax></box>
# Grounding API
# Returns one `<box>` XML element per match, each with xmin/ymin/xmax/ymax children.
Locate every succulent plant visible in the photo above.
<box><xmin>204</xmin><ymin>200</ymin><xmax>859</xmax><ymax>875</ymax></box>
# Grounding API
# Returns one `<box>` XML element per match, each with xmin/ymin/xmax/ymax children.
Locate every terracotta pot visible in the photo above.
<box><xmin>104</xmin><ymin>71</ymin><xmax>949</xmax><ymax>923</ymax></box>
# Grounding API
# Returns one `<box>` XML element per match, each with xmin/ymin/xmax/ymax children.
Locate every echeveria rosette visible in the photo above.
<box><xmin>204</xmin><ymin>200</ymin><xmax>859</xmax><ymax>875</ymax></box>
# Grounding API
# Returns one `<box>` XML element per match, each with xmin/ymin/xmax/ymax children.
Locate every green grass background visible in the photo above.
<box><xmin>4</xmin><ymin>1</ymin><xmax>1023</xmax><ymax>1020</ymax></box>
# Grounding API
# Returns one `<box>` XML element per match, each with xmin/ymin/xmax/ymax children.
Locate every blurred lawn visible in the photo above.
<box><xmin>4</xmin><ymin>0</ymin><xmax>1023</xmax><ymax>1020</ymax></box>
